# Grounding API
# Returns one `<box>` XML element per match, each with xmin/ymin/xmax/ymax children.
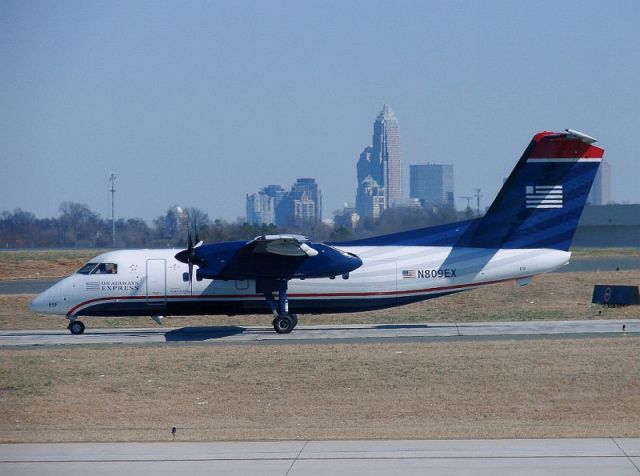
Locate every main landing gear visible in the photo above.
<box><xmin>67</xmin><ymin>317</ymin><xmax>85</xmax><ymax>335</ymax></box>
<box><xmin>272</xmin><ymin>312</ymin><xmax>298</xmax><ymax>334</ymax></box>
<box><xmin>262</xmin><ymin>280</ymin><xmax>298</xmax><ymax>334</ymax></box>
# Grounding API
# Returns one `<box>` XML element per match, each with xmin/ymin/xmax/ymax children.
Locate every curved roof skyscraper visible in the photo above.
<box><xmin>372</xmin><ymin>104</ymin><xmax>402</xmax><ymax>207</ymax></box>
<box><xmin>356</xmin><ymin>105</ymin><xmax>402</xmax><ymax>219</ymax></box>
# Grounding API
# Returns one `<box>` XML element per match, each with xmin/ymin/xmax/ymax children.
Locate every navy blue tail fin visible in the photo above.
<box><xmin>457</xmin><ymin>130</ymin><xmax>604</xmax><ymax>251</ymax></box>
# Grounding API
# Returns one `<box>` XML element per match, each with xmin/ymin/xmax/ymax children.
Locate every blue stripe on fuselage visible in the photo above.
<box><xmin>75</xmin><ymin>292</ymin><xmax>460</xmax><ymax>317</ymax></box>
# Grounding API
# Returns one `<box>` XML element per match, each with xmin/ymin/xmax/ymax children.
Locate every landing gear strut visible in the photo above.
<box><xmin>67</xmin><ymin>318</ymin><xmax>85</xmax><ymax>335</ymax></box>
<box><xmin>262</xmin><ymin>280</ymin><xmax>298</xmax><ymax>334</ymax></box>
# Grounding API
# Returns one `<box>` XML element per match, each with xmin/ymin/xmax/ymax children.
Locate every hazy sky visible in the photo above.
<box><xmin>2</xmin><ymin>0</ymin><xmax>639</xmax><ymax>222</ymax></box>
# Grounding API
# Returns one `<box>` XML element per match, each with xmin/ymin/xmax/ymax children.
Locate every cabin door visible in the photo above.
<box><xmin>146</xmin><ymin>259</ymin><xmax>167</xmax><ymax>307</ymax></box>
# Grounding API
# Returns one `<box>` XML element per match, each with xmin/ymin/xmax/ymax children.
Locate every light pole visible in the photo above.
<box><xmin>109</xmin><ymin>173</ymin><xmax>116</xmax><ymax>247</ymax></box>
<box><xmin>474</xmin><ymin>188</ymin><xmax>482</xmax><ymax>215</ymax></box>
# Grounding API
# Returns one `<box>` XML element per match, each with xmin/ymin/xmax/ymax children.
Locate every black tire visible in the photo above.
<box><xmin>273</xmin><ymin>314</ymin><xmax>294</xmax><ymax>334</ymax></box>
<box><xmin>290</xmin><ymin>313</ymin><xmax>299</xmax><ymax>329</ymax></box>
<box><xmin>68</xmin><ymin>320</ymin><xmax>85</xmax><ymax>335</ymax></box>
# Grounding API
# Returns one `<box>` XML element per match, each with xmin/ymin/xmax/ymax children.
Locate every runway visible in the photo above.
<box><xmin>1</xmin><ymin>319</ymin><xmax>637</xmax><ymax>347</ymax></box>
<box><xmin>1</xmin><ymin>439</ymin><xmax>639</xmax><ymax>475</ymax></box>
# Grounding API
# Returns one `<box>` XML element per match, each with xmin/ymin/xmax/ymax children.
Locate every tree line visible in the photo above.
<box><xmin>1</xmin><ymin>202</ymin><xmax>473</xmax><ymax>249</ymax></box>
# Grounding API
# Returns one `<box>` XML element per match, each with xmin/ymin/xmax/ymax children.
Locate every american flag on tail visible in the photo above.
<box><xmin>526</xmin><ymin>185</ymin><xmax>563</xmax><ymax>209</ymax></box>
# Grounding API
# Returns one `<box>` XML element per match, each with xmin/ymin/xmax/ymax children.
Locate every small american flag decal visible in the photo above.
<box><xmin>526</xmin><ymin>185</ymin><xmax>563</xmax><ymax>209</ymax></box>
<box><xmin>402</xmin><ymin>270</ymin><xmax>416</xmax><ymax>279</ymax></box>
<box><xmin>85</xmin><ymin>282</ymin><xmax>100</xmax><ymax>291</ymax></box>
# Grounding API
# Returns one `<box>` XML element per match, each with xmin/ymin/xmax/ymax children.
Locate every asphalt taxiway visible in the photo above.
<box><xmin>0</xmin><ymin>278</ymin><xmax>59</xmax><ymax>295</ymax></box>
<box><xmin>1</xmin><ymin>439</ymin><xmax>639</xmax><ymax>475</ymax></box>
<box><xmin>0</xmin><ymin>319</ymin><xmax>637</xmax><ymax>347</ymax></box>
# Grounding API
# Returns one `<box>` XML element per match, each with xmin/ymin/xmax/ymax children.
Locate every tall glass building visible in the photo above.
<box><xmin>373</xmin><ymin>104</ymin><xmax>402</xmax><ymax>207</ymax></box>
<box><xmin>278</xmin><ymin>178</ymin><xmax>322</xmax><ymax>227</ymax></box>
<box><xmin>356</xmin><ymin>105</ymin><xmax>402</xmax><ymax>219</ymax></box>
<box><xmin>409</xmin><ymin>164</ymin><xmax>455</xmax><ymax>208</ymax></box>
<box><xmin>248</xmin><ymin>179</ymin><xmax>322</xmax><ymax>228</ymax></box>
<box><xmin>246</xmin><ymin>184</ymin><xmax>286</xmax><ymax>225</ymax></box>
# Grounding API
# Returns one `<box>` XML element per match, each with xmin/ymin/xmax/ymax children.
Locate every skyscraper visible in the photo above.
<box><xmin>356</xmin><ymin>176</ymin><xmax>386</xmax><ymax>221</ymax></box>
<box><xmin>277</xmin><ymin>178</ymin><xmax>322</xmax><ymax>227</ymax></box>
<box><xmin>246</xmin><ymin>184</ymin><xmax>286</xmax><ymax>225</ymax></box>
<box><xmin>356</xmin><ymin>105</ymin><xmax>402</xmax><ymax>219</ymax></box>
<box><xmin>247</xmin><ymin>179</ymin><xmax>322</xmax><ymax>227</ymax></box>
<box><xmin>410</xmin><ymin>164</ymin><xmax>455</xmax><ymax>208</ymax></box>
<box><xmin>290</xmin><ymin>178</ymin><xmax>322</xmax><ymax>222</ymax></box>
<box><xmin>373</xmin><ymin>104</ymin><xmax>402</xmax><ymax>207</ymax></box>
<box><xmin>246</xmin><ymin>192</ymin><xmax>272</xmax><ymax>225</ymax></box>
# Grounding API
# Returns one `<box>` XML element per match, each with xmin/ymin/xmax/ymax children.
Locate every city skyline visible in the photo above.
<box><xmin>246</xmin><ymin>178</ymin><xmax>322</xmax><ymax>228</ymax></box>
<box><xmin>2</xmin><ymin>1</ymin><xmax>638</xmax><ymax>222</ymax></box>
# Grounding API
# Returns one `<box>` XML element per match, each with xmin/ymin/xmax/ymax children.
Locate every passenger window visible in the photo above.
<box><xmin>91</xmin><ymin>263</ymin><xmax>118</xmax><ymax>275</ymax></box>
<box><xmin>77</xmin><ymin>262</ymin><xmax>99</xmax><ymax>274</ymax></box>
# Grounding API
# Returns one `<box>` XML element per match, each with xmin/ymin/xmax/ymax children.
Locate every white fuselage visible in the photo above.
<box><xmin>30</xmin><ymin>245</ymin><xmax>571</xmax><ymax>319</ymax></box>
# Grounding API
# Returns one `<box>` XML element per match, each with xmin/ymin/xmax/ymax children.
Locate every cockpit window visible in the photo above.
<box><xmin>77</xmin><ymin>262</ymin><xmax>99</xmax><ymax>274</ymax></box>
<box><xmin>76</xmin><ymin>262</ymin><xmax>118</xmax><ymax>275</ymax></box>
<box><xmin>92</xmin><ymin>263</ymin><xmax>118</xmax><ymax>274</ymax></box>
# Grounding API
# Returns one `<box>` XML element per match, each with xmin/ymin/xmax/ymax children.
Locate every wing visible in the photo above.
<box><xmin>185</xmin><ymin>235</ymin><xmax>361</xmax><ymax>280</ymax></box>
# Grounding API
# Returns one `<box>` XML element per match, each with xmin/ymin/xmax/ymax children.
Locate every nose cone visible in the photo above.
<box><xmin>348</xmin><ymin>253</ymin><xmax>363</xmax><ymax>271</ymax></box>
<box><xmin>332</xmin><ymin>249</ymin><xmax>362</xmax><ymax>275</ymax></box>
<box><xmin>30</xmin><ymin>292</ymin><xmax>48</xmax><ymax>313</ymax></box>
<box><xmin>29</xmin><ymin>280</ymin><xmax>66</xmax><ymax>315</ymax></box>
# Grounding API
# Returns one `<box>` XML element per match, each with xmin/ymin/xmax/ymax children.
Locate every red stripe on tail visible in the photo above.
<box><xmin>530</xmin><ymin>131</ymin><xmax>604</xmax><ymax>159</ymax></box>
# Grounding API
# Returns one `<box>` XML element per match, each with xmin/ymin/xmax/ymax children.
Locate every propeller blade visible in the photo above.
<box><xmin>175</xmin><ymin>228</ymin><xmax>204</xmax><ymax>294</ymax></box>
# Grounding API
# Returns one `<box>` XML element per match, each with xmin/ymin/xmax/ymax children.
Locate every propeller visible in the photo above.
<box><xmin>175</xmin><ymin>227</ymin><xmax>204</xmax><ymax>292</ymax></box>
<box><xmin>191</xmin><ymin>214</ymin><xmax>203</xmax><ymax>247</ymax></box>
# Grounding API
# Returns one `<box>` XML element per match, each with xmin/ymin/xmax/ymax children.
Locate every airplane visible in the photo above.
<box><xmin>30</xmin><ymin>129</ymin><xmax>604</xmax><ymax>335</ymax></box>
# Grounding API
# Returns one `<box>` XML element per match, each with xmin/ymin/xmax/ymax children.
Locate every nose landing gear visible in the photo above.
<box><xmin>67</xmin><ymin>318</ymin><xmax>85</xmax><ymax>335</ymax></box>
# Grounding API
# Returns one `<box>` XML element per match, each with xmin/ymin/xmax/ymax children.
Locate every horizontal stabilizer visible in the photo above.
<box><xmin>564</xmin><ymin>129</ymin><xmax>598</xmax><ymax>144</ymax></box>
